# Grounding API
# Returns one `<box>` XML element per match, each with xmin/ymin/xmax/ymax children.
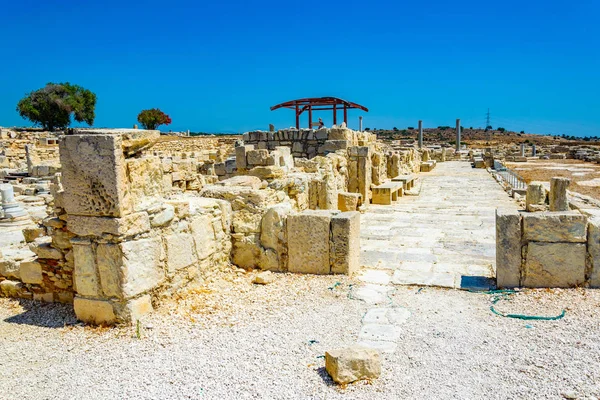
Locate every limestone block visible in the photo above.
<box><xmin>74</xmin><ymin>297</ymin><xmax>116</xmax><ymax>325</ymax></box>
<box><xmin>526</xmin><ymin>182</ymin><xmax>547</xmax><ymax>212</ymax></box>
<box><xmin>319</xmin><ymin>140</ymin><xmax>349</xmax><ymax>154</ymax></box>
<box><xmin>190</xmin><ymin>214</ymin><xmax>217</xmax><ymax>260</ymax></box>
<box><xmin>247</xmin><ymin>166</ymin><xmax>285</xmax><ymax>180</ymax></box>
<box><xmin>216</xmin><ymin>175</ymin><xmax>262</xmax><ymax>189</ymax></box>
<box><xmin>166</xmin><ymin>200</ymin><xmax>190</xmax><ymax>219</ymax></box>
<box><xmin>337</xmin><ymin>192</ymin><xmax>361</xmax><ymax>213</ymax></box>
<box><xmin>19</xmin><ymin>261</ymin><xmax>43</xmax><ymax>284</ymax></box>
<box><xmin>325</xmin><ymin>346</ymin><xmax>381</xmax><ymax>384</ymax></box>
<box><xmin>165</xmin><ymin>233</ymin><xmax>198</xmax><ymax>273</ymax></box>
<box><xmin>150</xmin><ymin>204</ymin><xmax>175</xmax><ymax>227</ymax></box>
<box><xmin>235</xmin><ymin>145</ymin><xmax>252</xmax><ymax>170</ymax></box>
<box><xmin>330</xmin><ymin>212</ymin><xmax>360</xmax><ymax>275</ymax></box>
<box><xmin>328</xmin><ymin>128</ymin><xmax>352</xmax><ymax>141</ymax></box>
<box><xmin>22</xmin><ymin>227</ymin><xmax>45</xmax><ymax>243</ymax></box>
<box><xmin>232</xmin><ymin>234</ymin><xmax>261</xmax><ymax>269</ymax></box>
<box><xmin>118</xmin><ymin>238</ymin><xmax>164</xmax><ymax>298</ymax></box>
<box><xmin>586</xmin><ymin>217</ymin><xmax>600</xmax><ymax>288</ymax></box>
<box><xmin>287</xmin><ymin>210</ymin><xmax>333</xmax><ymax>274</ymax></box>
<box><xmin>253</xmin><ymin>270</ymin><xmax>275</xmax><ymax>284</ymax></box>
<box><xmin>68</xmin><ymin>212</ymin><xmax>150</xmax><ymax>237</ymax></box>
<box><xmin>29</xmin><ymin>238</ymin><xmax>63</xmax><ymax>260</ymax></box>
<box><xmin>119</xmin><ymin>294</ymin><xmax>154</xmax><ymax>323</ymax></box>
<box><xmin>72</xmin><ymin>240</ymin><xmax>100</xmax><ymax>297</ymax></box>
<box><xmin>232</xmin><ymin>209</ymin><xmax>263</xmax><ymax>233</ymax></box>
<box><xmin>549</xmin><ymin>177</ymin><xmax>570</xmax><ymax>211</ymax></box>
<box><xmin>496</xmin><ymin>209</ymin><xmax>522</xmax><ymax>288</ymax></box>
<box><xmin>126</xmin><ymin>157</ymin><xmax>164</xmax><ymax>208</ymax></box>
<box><xmin>59</xmin><ymin>134</ymin><xmax>130</xmax><ymax>217</ymax></box>
<box><xmin>523</xmin><ymin>242</ymin><xmax>585</xmax><ymax>287</ymax></box>
<box><xmin>51</xmin><ymin>229</ymin><xmax>76</xmax><ymax>250</ymax></box>
<box><xmin>522</xmin><ymin>212</ymin><xmax>587</xmax><ymax>243</ymax></box>
<box><xmin>260</xmin><ymin>203</ymin><xmax>292</xmax><ymax>251</ymax></box>
<box><xmin>247</xmin><ymin>149</ymin><xmax>269</xmax><ymax>166</ymax></box>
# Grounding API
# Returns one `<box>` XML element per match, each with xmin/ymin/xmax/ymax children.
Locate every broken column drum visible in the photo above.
<box><xmin>0</xmin><ymin>184</ymin><xmax>28</xmax><ymax>219</ymax></box>
<box><xmin>455</xmin><ymin>119</ymin><xmax>461</xmax><ymax>152</ymax></box>
<box><xmin>549</xmin><ymin>177</ymin><xmax>570</xmax><ymax>212</ymax></box>
<box><xmin>418</xmin><ymin>120</ymin><xmax>423</xmax><ymax>149</ymax></box>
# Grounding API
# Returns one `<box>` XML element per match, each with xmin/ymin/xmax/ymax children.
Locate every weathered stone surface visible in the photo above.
<box><xmin>247</xmin><ymin>166</ymin><xmax>285</xmax><ymax>180</ymax></box>
<box><xmin>22</xmin><ymin>227</ymin><xmax>45</xmax><ymax>243</ymax></box>
<box><xmin>325</xmin><ymin>346</ymin><xmax>381</xmax><ymax>384</ymax></box>
<box><xmin>190</xmin><ymin>214</ymin><xmax>217</xmax><ymax>260</ymax></box>
<box><xmin>150</xmin><ymin>204</ymin><xmax>175</xmax><ymax>227</ymax></box>
<box><xmin>0</xmin><ymin>259</ymin><xmax>20</xmax><ymax>279</ymax></box>
<box><xmin>586</xmin><ymin>217</ymin><xmax>600</xmax><ymax>288</ymax></box>
<box><xmin>74</xmin><ymin>297</ymin><xmax>116</xmax><ymax>325</ymax></box>
<box><xmin>496</xmin><ymin>209</ymin><xmax>522</xmax><ymax>288</ymax></box>
<box><xmin>60</xmin><ymin>134</ymin><xmax>130</xmax><ymax>217</ymax></box>
<box><xmin>523</xmin><ymin>242</ymin><xmax>586</xmax><ymax>287</ymax></box>
<box><xmin>51</xmin><ymin>229</ymin><xmax>76</xmax><ymax>250</ymax></box>
<box><xmin>216</xmin><ymin>175</ymin><xmax>262</xmax><ymax>189</ymax></box>
<box><xmin>120</xmin><ymin>238</ymin><xmax>164</xmax><ymax>298</ymax></box>
<box><xmin>246</xmin><ymin>149</ymin><xmax>269</xmax><ymax>166</ymax></box>
<box><xmin>29</xmin><ymin>238</ymin><xmax>63</xmax><ymax>260</ymax></box>
<box><xmin>232</xmin><ymin>234</ymin><xmax>260</xmax><ymax>269</ymax></box>
<box><xmin>522</xmin><ymin>212</ymin><xmax>587</xmax><ymax>243</ymax></box>
<box><xmin>287</xmin><ymin>210</ymin><xmax>333</xmax><ymax>274</ymax></box>
<box><xmin>19</xmin><ymin>261</ymin><xmax>42</xmax><ymax>284</ymax></box>
<box><xmin>72</xmin><ymin>240</ymin><xmax>99</xmax><ymax>297</ymax></box>
<box><xmin>549</xmin><ymin>177</ymin><xmax>570</xmax><ymax>212</ymax></box>
<box><xmin>126</xmin><ymin>157</ymin><xmax>164</xmax><ymax>209</ymax></box>
<box><xmin>330</xmin><ymin>212</ymin><xmax>360</xmax><ymax>275</ymax></box>
<box><xmin>260</xmin><ymin>203</ymin><xmax>291</xmax><ymax>271</ymax></box>
<box><xmin>123</xmin><ymin>294</ymin><xmax>154</xmax><ymax>323</ymax></box>
<box><xmin>68</xmin><ymin>212</ymin><xmax>150</xmax><ymax>237</ymax></box>
<box><xmin>338</xmin><ymin>192</ymin><xmax>361</xmax><ymax>212</ymax></box>
<box><xmin>526</xmin><ymin>182</ymin><xmax>547</xmax><ymax>212</ymax></box>
<box><xmin>165</xmin><ymin>233</ymin><xmax>197</xmax><ymax>273</ymax></box>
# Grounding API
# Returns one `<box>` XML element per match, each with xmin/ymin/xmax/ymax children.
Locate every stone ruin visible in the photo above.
<box><xmin>0</xmin><ymin>126</ymin><xmax>426</xmax><ymax>325</ymax></box>
<box><xmin>497</xmin><ymin>177</ymin><xmax>600</xmax><ymax>288</ymax></box>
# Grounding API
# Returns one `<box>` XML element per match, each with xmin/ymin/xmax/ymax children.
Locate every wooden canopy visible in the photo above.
<box><xmin>270</xmin><ymin>97</ymin><xmax>368</xmax><ymax>129</ymax></box>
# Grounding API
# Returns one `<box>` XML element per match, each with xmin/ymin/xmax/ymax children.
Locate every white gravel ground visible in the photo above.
<box><xmin>1</xmin><ymin>271</ymin><xmax>599</xmax><ymax>400</ymax></box>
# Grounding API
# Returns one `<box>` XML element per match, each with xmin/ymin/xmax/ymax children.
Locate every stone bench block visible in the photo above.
<box><xmin>74</xmin><ymin>297</ymin><xmax>116</xmax><ymax>325</ymax></box>
<box><xmin>523</xmin><ymin>242</ymin><xmax>585</xmax><ymax>287</ymax></box>
<box><xmin>338</xmin><ymin>192</ymin><xmax>362</xmax><ymax>212</ymax></box>
<box><xmin>287</xmin><ymin>210</ymin><xmax>333</xmax><ymax>274</ymax></box>
<box><xmin>522</xmin><ymin>212</ymin><xmax>587</xmax><ymax>243</ymax></box>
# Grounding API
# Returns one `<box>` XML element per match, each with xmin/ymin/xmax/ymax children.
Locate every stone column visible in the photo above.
<box><xmin>25</xmin><ymin>144</ymin><xmax>34</xmax><ymax>175</ymax></box>
<box><xmin>549</xmin><ymin>177</ymin><xmax>570</xmax><ymax>211</ymax></box>
<box><xmin>418</xmin><ymin>120</ymin><xmax>423</xmax><ymax>149</ymax></box>
<box><xmin>455</xmin><ymin>119</ymin><xmax>461</xmax><ymax>152</ymax></box>
<box><xmin>359</xmin><ymin>116</ymin><xmax>363</xmax><ymax>132</ymax></box>
<box><xmin>520</xmin><ymin>144</ymin><xmax>525</xmax><ymax>157</ymax></box>
<box><xmin>532</xmin><ymin>144</ymin><xmax>537</xmax><ymax>157</ymax></box>
<box><xmin>0</xmin><ymin>184</ymin><xmax>28</xmax><ymax>219</ymax></box>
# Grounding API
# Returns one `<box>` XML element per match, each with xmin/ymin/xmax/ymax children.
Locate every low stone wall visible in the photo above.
<box><xmin>496</xmin><ymin>209</ymin><xmax>600</xmax><ymax>288</ymax></box>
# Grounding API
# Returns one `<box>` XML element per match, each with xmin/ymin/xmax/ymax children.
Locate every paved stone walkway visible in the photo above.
<box><xmin>353</xmin><ymin>161</ymin><xmax>519</xmax><ymax>353</ymax></box>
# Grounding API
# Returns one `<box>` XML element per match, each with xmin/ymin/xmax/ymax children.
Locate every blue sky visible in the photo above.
<box><xmin>1</xmin><ymin>0</ymin><xmax>599</xmax><ymax>136</ymax></box>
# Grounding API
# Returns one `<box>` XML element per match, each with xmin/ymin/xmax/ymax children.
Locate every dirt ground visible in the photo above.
<box><xmin>506</xmin><ymin>159</ymin><xmax>600</xmax><ymax>201</ymax></box>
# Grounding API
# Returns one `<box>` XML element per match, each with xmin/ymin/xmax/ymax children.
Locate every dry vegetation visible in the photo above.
<box><xmin>506</xmin><ymin>159</ymin><xmax>600</xmax><ymax>200</ymax></box>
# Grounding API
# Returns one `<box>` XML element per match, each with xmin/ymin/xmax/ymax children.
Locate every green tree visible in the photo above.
<box><xmin>497</xmin><ymin>127</ymin><xmax>506</xmax><ymax>133</ymax></box>
<box><xmin>137</xmin><ymin>108</ymin><xmax>172</xmax><ymax>130</ymax></box>
<box><xmin>16</xmin><ymin>82</ymin><xmax>96</xmax><ymax>131</ymax></box>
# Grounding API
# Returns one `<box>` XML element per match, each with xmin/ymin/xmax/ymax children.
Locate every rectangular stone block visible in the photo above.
<box><xmin>68</xmin><ymin>213</ymin><xmax>150</xmax><ymax>238</ymax></box>
<box><xmin>165</xmin><ymin>233</ymin><xmax>198</xmax><ymax>273</ymax></box>
<box><xmin>523</xmin><ymin>242</ymin><xmax>585</xmax><ymax>287</ymax></box>
<box><xmin>247</xmin><ymin>149</ymin><xmax>269</xmax><ymax>166</ymax></box>
<box><xmin>330</xmin><ymin>212</ymin><xmax>360</xmax><ymax>275</ymax></box>
<box><xmin>496</xmin><ymin>209</ymin><xmax>522</xmax><ymax>288</ymax></box>
<box><xmin>72</xmin><ymin>239</ymin><xmax>100</xmax><ymax>297</ymax></box>
<box><xmin>287</xmin><ymin>210</ymin><xmax>333</xmax><ymax>274</ymax></box>
<box><xmin>587</xmin><ymin>217</ymin><xmax>600</xmax><ymax>288</ymax></box>
<box><xmin>74</xmin><ymin>297</ymin><xmax>116</xmax><ymax>325</ymax></box>
<box><xmin>190</xmin><ymin>214</ymin><xmax>217</xmax><ymax>260</ymax></box>
<box><xmin>338</xmin><ymin>192</ymin><xmax>361</xmax><ymax>212</ymax></box>
<box><xmin>522</xmin><ymin>212</ymin><xmax>587</xmax><ymax>243</ymax></box>
<box><xmin>60</xmin><ymin>134</ymin><xmax>130</xmax><ymax>217</ymax></box>
<box><xmin>19</xmin><ymin>261</ymin><xmax>43</xmax><ymax>284</ymax></box>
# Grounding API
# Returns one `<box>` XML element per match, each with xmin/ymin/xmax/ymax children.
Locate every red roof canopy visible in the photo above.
<box><xmin>270</xmin><ymin>97</ymin><xmax>368</xmax><ymax>129</ymax></box>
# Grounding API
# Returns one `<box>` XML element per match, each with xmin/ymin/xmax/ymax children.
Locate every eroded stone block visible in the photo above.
<box><xmin>523</xmin><ymin>242</ymin><xmax>585</xmax><ymax>287</ymax></box>
<box><xmin>522</xmin><ymin>212</ymin><xmax>587</xmax><ymax>243</ymax></box>
<box><xmin>287</xmin><ymin>210</ymin><xmax>333</xmax><ymax>274</ymax></box>
<box><xmin>330</xmin><ymin>212</ymin><xmax>360</xmax><ymax>275</ymax></box>
<box><xmin>496</xmin><ymin>209</ymin><xmax>522</xmax><ymax>288</ymax></box>
<box><xmin>165</xmin><ymin>233</ymin><xmax>197</xmax><ymax>273</ymax></box>
<box><xmin>74</xmin><ymin>297</ymin><xmax>116</xmax><ymax>325</ymax></box>
<box><xmin>19</xmin><ymin>261</ymin><xmax>42</xmax><ymax>284</ymax></box>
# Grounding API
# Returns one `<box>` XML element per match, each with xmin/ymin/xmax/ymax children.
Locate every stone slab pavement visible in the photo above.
<box><xmin>359</xmin><ymin>161</ymin><xmax>519</xmax><ymax>290</ymax></box>
<box><xmin>352</xmin><ymin>161</ymin><xmax>519</xmax><ymax>354</ymax></box>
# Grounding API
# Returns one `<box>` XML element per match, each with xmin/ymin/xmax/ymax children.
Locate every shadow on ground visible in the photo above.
<box><xmin>3</xmin><ymin>299</ymin><xmax>78</xmax><ymax>328</ymax></box>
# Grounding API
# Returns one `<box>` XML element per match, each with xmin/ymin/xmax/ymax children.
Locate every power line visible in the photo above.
<box><xmin>485</xmin><ymin>108</ymin><xmax>491</xmax><ymax>130</ymax></box>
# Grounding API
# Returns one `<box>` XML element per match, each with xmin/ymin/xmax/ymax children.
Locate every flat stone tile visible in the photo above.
<box><xmin>357</xmin><ymin>269</ymin><xmax>392</xmax><ymax>285</ymax></box>
<box><xmin>358</xmin><ymin>324</ymin><xmax>401</xmax><ymax>342</ymax></box>
<box><xmin>357</xmin><ymin>340</ymin><xmax>398</xmax><ymax>354</ymax></box>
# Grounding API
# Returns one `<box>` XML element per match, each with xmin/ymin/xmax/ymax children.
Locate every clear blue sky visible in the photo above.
<box><xmin>1</xmin><ymin>0</ymin><xmax>599</xmax><ymax>136</ymax></box>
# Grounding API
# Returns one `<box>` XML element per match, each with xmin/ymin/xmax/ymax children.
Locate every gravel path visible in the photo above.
<box><xmin>1</xmin><ymin>271</ymin><xmax>599</xmax><ymax>399</ymax></box>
